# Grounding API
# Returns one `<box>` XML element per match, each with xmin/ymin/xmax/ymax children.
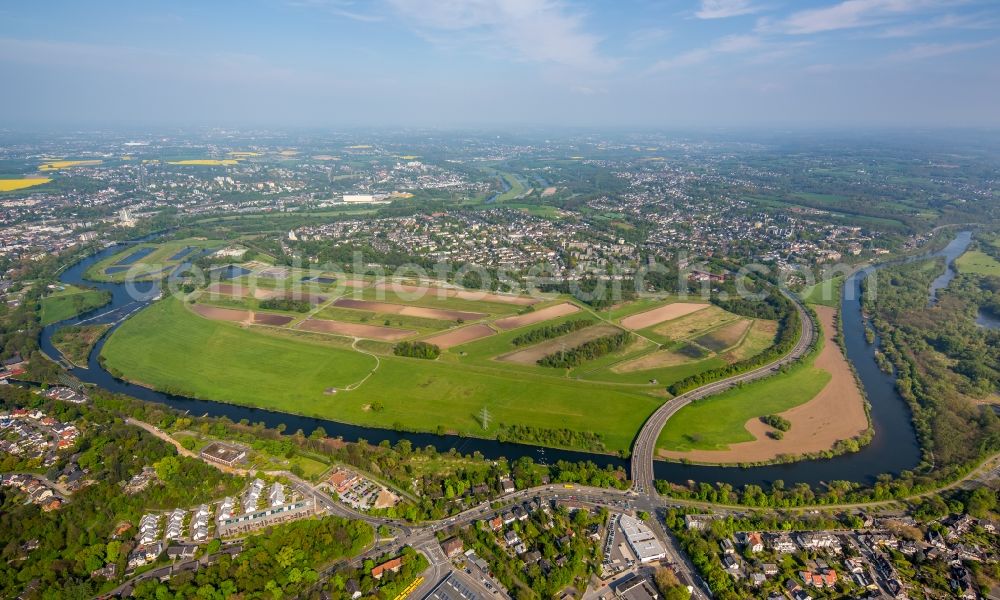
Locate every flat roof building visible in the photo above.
<box><xmin>618</xmin><ymin>514</ymin><xmax>667</xmax><ymax>563</ymax></box>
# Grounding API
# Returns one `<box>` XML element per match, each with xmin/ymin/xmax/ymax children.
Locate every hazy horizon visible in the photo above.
<box><xmin>2</xmin><ymin>0</ymin><xmax>999</xmax><ymax>129</ymax></box>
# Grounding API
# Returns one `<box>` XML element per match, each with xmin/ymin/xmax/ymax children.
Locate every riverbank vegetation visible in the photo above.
<box><xmin>50</xmin><ymin>323</ymin><xmax>110</xmax><ymax>366</ymax></box>
<box><xmin>863</xmin><ymin>250</ymin><xmax>1000</xmax><ymax>474</ymax></box>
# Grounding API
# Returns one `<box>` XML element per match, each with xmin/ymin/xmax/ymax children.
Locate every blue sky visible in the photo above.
<box><xmin>1</xmin><ymin>0</ymin><xmax>998</xmax><ymax>129</ymax></box>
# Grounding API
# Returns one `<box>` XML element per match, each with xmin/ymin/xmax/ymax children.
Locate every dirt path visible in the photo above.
<box><xmin>658</xmin><ymin>305</ymin><xmax>869</xmax><ymax>464</ymax></box>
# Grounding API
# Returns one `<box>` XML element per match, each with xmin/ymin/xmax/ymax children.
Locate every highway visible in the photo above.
<box><xmin>629</xmin><ymin>291</ymin><xmax>818</xmax><ymax>494</ymax></box>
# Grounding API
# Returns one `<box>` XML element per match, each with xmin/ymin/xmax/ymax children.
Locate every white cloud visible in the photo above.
<box><xmin>695</xmin><ymin>0</ymin><xmax>760</xmax><ymax>20</ymax></box>
<box><xmin>767</xmin><ymin>0</ymin><xmax>956</xmax><ymax>35</ymax></box>
<box><xmin>386</xmin><ymin>0</ymin><xmax>616</xmax><ymax>71</ymax></box>
<box><xmin>648</xmin><ymin>34</ymin><xmax>764</xmax><ymax>71</ymax></box>
<box><xmin>875</xmin><ymin>12</ymin><xmax>994</xmax><ymax>38</ymax></box>
<box><xmin>287</xmin><ymin>0</ymin><xmax>383</xmax><ymax>22</ymax></box>
<box><xmin>886</xmin><ymin>38</ymin><xmax>996</xmax><ymax>61</ymax></box>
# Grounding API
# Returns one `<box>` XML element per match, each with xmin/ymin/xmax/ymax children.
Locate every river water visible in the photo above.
<box><xmin>38</xmin><ymin>234</ymin><xmax>973</xmax><ymax>488</ymax></box>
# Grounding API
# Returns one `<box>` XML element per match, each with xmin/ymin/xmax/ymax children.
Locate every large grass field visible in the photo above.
<box><xmin>102</xmin><ymin>297</ymin><xmax>662</xmax><ymax>452</ymax></box>
<box><xmin>801</xmin><ymin>275</ymin><xmax>844</xmax><ymax>308</ymax></box>
<box><xmin>956</xmin><ymin>250</ymin><xmax>1000</xmax><ymax>277</ymax></box>
<box><xmin>39</xmin><ymin>284</ymin><xmax>111</xmax><ymax>325</ymax></box>
<box><xmin>656</xmin><ymin>343</ymin><xmax>830</xmax><ymax>452</ymax></box>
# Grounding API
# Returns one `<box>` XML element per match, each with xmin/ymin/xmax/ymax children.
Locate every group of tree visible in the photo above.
<box><xmin>392</xmin><ymin>341</ymin><xmax>440</xmax><ymax>359</ymax></box>
<box><xmin>761</xmin><ymin>414</ymin><xmax>791</xmax><ymax>431</ymax></box>
<box><xmin>259</xmin><ymin>297</ymin><xmax>313</xmax><ymax>312</ymax></box>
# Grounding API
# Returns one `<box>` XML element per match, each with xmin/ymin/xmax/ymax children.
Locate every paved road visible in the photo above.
<box><xmin>629</xmin><ymin>290</ymin><xmax>817</xmax><ymax>494</ymax></box>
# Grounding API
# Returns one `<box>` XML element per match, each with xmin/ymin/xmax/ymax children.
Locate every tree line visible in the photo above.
<box><xmin>537</xmin><ymin>331</ymin><xmax>631</xmax><ymax>368</ymax></box>
<box><xmin>511</xmin><ymin>319</ymin><xmax>594</xmax><ymax>347</ymax></box>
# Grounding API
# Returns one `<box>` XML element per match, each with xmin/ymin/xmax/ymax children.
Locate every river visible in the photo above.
<box><xmin>38</xmin><ymin>233</ymin><xmax>973</xmax><ymax>488</ymax></box>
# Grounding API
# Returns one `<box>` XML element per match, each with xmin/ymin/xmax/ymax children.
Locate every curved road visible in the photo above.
<box><xmin>629</xmin><ymin>291</ymin><xmax>817</xmax><ymax>494</ymax></box>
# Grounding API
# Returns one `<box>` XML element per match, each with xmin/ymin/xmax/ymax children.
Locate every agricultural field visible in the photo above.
<box><xmin>38</xmin><ymin>284</ymin><xmax>111</xmax><ymax>325</ymax></box>
<box><xmin>85</xmin><ymin>237</ymin><xmax>223</xmax><ymax>281</ymax></box>
<box><xmin>38</xmin><ymin>159</ymin><xmax>102</xmax><ymax>171</ymax></box>
<box><xmin>0</xmin><ymin>178</ymin><xmax>51</xmax><ymax>192</ymax></box>
<box><xmin>956</xmin><ymin>250</ymin><xmax>1000</xmax><ymax>276</ymax></box>
<box><xmin>167</xmin><ymin>159</ymin><xmax>239</xmax><ymax>166</ymax></box>
<box><xmin>99</xmin><ymin>249</ymin><xmax>788</xmax><ymax>453</ymax></box>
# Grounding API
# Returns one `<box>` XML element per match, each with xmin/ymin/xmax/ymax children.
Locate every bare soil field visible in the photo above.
<box><xmin>375</xmin><ymin>282</ymin><xmax>538</xmax><ymax>306</ymax></box>
<box><xmin>298</xmin><ymin>318</ymin><xmax>415</xmax><ymax>341</ymax></box>
<box><xmin>499</xmin><ymin>325</ymin><xmax>621</xmax><ymax>365</ymax></box>
<box><xmin>253</xmin><ymin>314</ymin><xmax>294</xmax><ymax>326</ymax></box>
<box><xmin>191</xmin><ymin>304</ymin><xmax>252</xmax><ymax>323</ymax></box>
<box><xmin>423</xmin><ymin>324</ymin><xmax>496</xmax><ymax>349</ymax></box>
<box><xmin>332</xmin><ymin>298</ymin><xmax>485</xmax><ymax>321</ymax></box>
<box><xmin>493</xmin><ymin>302</ymin><xmax>580</xmax><ymax>330</ymax></box>
<box><xmin>192</xmin><ymin>304</ymin><xmax>294</xmax><ymax>327</ymax></box>
<box><xmin>252</xmin><ymin>288</ymin><xmax>282</xmax><ymax>300</ymax></box>
<box><xmin>620</xmin><ymin>302</ymin><xmax>708</xmax><ymax>330</ymax></box>
<box><xmin>658</xmin><ymin>305</ymin><xmax>868</xmax><ymax>463</ymax></box>
<box><xmin>206</xmin><ymin>283</ymin><xmax>252</xmax><ymax>298</ymax></box>
<box><xmin>695</xmin><ymin>319</ymin><xmax>751</xmax><ymax>352</ymax></box>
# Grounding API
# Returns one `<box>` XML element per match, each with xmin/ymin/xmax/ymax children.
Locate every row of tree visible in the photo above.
<box><xmin>511</xmin><ymin>319</ymin><xmax>594</xmax><ymax>347</ymax></box>
<box><xmin>537</xmin><ymin>331</ymin><xmax>631</xmax><ymax>368</ymax></box>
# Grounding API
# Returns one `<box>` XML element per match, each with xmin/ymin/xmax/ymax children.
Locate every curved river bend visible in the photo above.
<box><xmin>39</xmin><ymin>234</ymin><xmax>971</xmax><ymax>488</ymax></box>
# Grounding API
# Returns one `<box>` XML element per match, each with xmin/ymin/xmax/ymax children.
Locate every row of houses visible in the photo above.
<box><xmin>0</xmin><ymin>473</ymin><xmax>62</xmax><ymax>511</ymax></box>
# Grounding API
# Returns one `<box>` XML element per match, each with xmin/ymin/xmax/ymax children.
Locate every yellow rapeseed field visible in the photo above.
<box><xmin>39</xmin><ymin>160</ymin><xmax>102</xmax><ymax>171</ymax></box>
<box><xmin>228</xmin><ymin>152</ymin><xmax>260</xmax><ymax>157</ymax></box>
<box><xmin>167</xmin><ymin>159</ymin><xmax>239</xmax><ymax>166</ymax></box>
<box><xmin>0</xmin><ymin>178</ymin><xmax>52</xmax><ymax>192</ymax></box>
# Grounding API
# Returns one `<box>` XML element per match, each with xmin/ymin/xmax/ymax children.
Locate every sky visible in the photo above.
<box><xmin>1</xmin><ymin>0</ymin><xmax>998</xmax><ymax>129</ymax></box>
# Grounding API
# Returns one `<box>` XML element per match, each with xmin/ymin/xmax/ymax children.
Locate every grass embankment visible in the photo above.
<box><xmin>50</xmin><ymin>324</ymin><xmax>111</xmax><ymax>367</ymax></box>
<box><xmin>38</xmin><ymin>285</ymin><xmax>111</xmax><ymax>325</ymax></box>
<box><xmin>801</xmin><ymin>275</ymin><xmax>845</xmax><ymax>308</ymax></box>
<box><xmin>657</xmin><ymin>327</ymin><xmax>830</xmax><ymax>453</ymax></box>
<box><xmin>102</xmin><ymin>297</ymin><xmax>661</xmax><ymax>453</ymax></box>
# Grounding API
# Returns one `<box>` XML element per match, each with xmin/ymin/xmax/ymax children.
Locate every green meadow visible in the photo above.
<box><xmin>39</xmin><ymin>284</ymin><xmax>111</xmax><ymax>325</ymax></box>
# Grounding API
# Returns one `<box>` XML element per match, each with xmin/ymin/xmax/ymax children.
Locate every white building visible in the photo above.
<box><xmin>618</xmin><ymin>514</ymin><xmax>667</xmax><ymax>563</ymax></box>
